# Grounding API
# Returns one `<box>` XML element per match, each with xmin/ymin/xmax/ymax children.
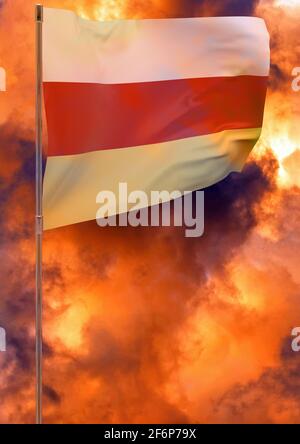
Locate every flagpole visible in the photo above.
<box><xmin>35</xmin><ymin>3</ymin><xmax>43</xmax><ymax>425</ymax></box>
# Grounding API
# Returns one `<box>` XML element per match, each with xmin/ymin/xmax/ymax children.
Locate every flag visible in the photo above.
<box><xmin>42</xmin><ymin>8</ymin><xmax>270</xmax><ymax>230</ymax></box>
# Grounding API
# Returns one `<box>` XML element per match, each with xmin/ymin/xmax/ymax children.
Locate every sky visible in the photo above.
<box><xmin>0</xmin><ymin>0</ymin><xmax>300</xmax><ymax>424</ymax></box>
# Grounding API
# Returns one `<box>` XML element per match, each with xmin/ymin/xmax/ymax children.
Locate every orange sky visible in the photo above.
<box><xmin>0</xmin><ymin>0</ymin><xmax>300</xmax><ymax>424</ymax></box>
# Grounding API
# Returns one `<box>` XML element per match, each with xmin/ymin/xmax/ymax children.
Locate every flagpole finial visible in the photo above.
<box><xmin>36</xmin><ymin>4</ymin><xmax>43</xmax><ymax>22</ymax></box>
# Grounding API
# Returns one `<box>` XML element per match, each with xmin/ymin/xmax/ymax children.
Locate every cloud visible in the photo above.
<box><xmin>215</xmin><ymin>341</ymin><xmax>300</xmax><ymax>423</ymax></box>
<box><xmin>0</xmin><ymin>0</ymin><xmax>299</xmax><ymax>425</ymax></box>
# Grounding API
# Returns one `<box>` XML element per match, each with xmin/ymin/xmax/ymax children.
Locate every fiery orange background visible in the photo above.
<box><xmin>0</xmin><ymin>0</ymin><xmax>300</xmax><ymax>424</ymax></box>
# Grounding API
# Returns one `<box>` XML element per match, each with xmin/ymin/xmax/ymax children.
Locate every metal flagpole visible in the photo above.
<box><xmin>35</xmin><ymin>3</ymin><xmax>43</xmax><ymax>425</ymax></box>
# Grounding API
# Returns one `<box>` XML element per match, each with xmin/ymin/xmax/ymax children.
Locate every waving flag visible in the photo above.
<box><xmin>42</xmin><ymin>8</ymin><xmax>270</xmax><ymax>230</ymax></box>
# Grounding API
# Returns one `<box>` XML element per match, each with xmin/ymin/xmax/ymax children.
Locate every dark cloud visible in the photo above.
<box><xmin>0</xmin><ymin>125</ymin><xmax>35</xmax><ymax>241</ymax></box>
<box><xmin>1</xmin><ymin>0</ymin><xmax>299</xmax><ymax>425</ymax></box>
<box><xmin>44</xmin><ymin>385</ymin><xmax>62</xmax><ymax>405</ymax></box>
<box><xmin>269</xmin><ymin>63</ymin><xmax>288</xmax><ymax>91</ymax></box>
<box><xmin>226</xmin><ymin>0</ymin><xmax>259</xmax><ymax>14</ymax></box>
<box><xmin>215</xmin><ymin>345</ymin><xmax>300</xmax><ymax>423</ymax></box>
<box><xmin>192</xmin><ymin>0</ymin><xmax>260</xmax><ymax>16</ymax></box>
<box><xmin>126</xmin><ymin>0</ymin><xmax>260</xmax><ymax>18</ymax></box>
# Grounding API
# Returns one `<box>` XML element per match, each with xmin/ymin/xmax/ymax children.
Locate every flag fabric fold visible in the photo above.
<box><xmin>42</xmin><ymin>8</ymin><xmax>270</xmax><ymax>230</ymax></box>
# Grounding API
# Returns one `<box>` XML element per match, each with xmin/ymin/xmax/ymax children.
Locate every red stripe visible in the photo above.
<box><xmin>44</xmin><ymin>76</ymin><xmax>268</xmax><ymax>156</ymax></box>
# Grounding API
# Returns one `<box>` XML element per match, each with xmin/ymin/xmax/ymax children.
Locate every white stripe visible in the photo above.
<box><xmin>43</xmin><ymin>128</ymin><xmax>261</xmax><ymax>230</ymax></box>
<box><xmin>43</xmin><ymin>8</ymin><xmax>270</xmax><ymax>84</ymax></box>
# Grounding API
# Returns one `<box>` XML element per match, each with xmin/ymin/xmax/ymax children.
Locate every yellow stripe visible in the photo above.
<box><xmin>43</xmin><ymin>128</ymin><xmax>261</xmax><ymax>230</ymax></box>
